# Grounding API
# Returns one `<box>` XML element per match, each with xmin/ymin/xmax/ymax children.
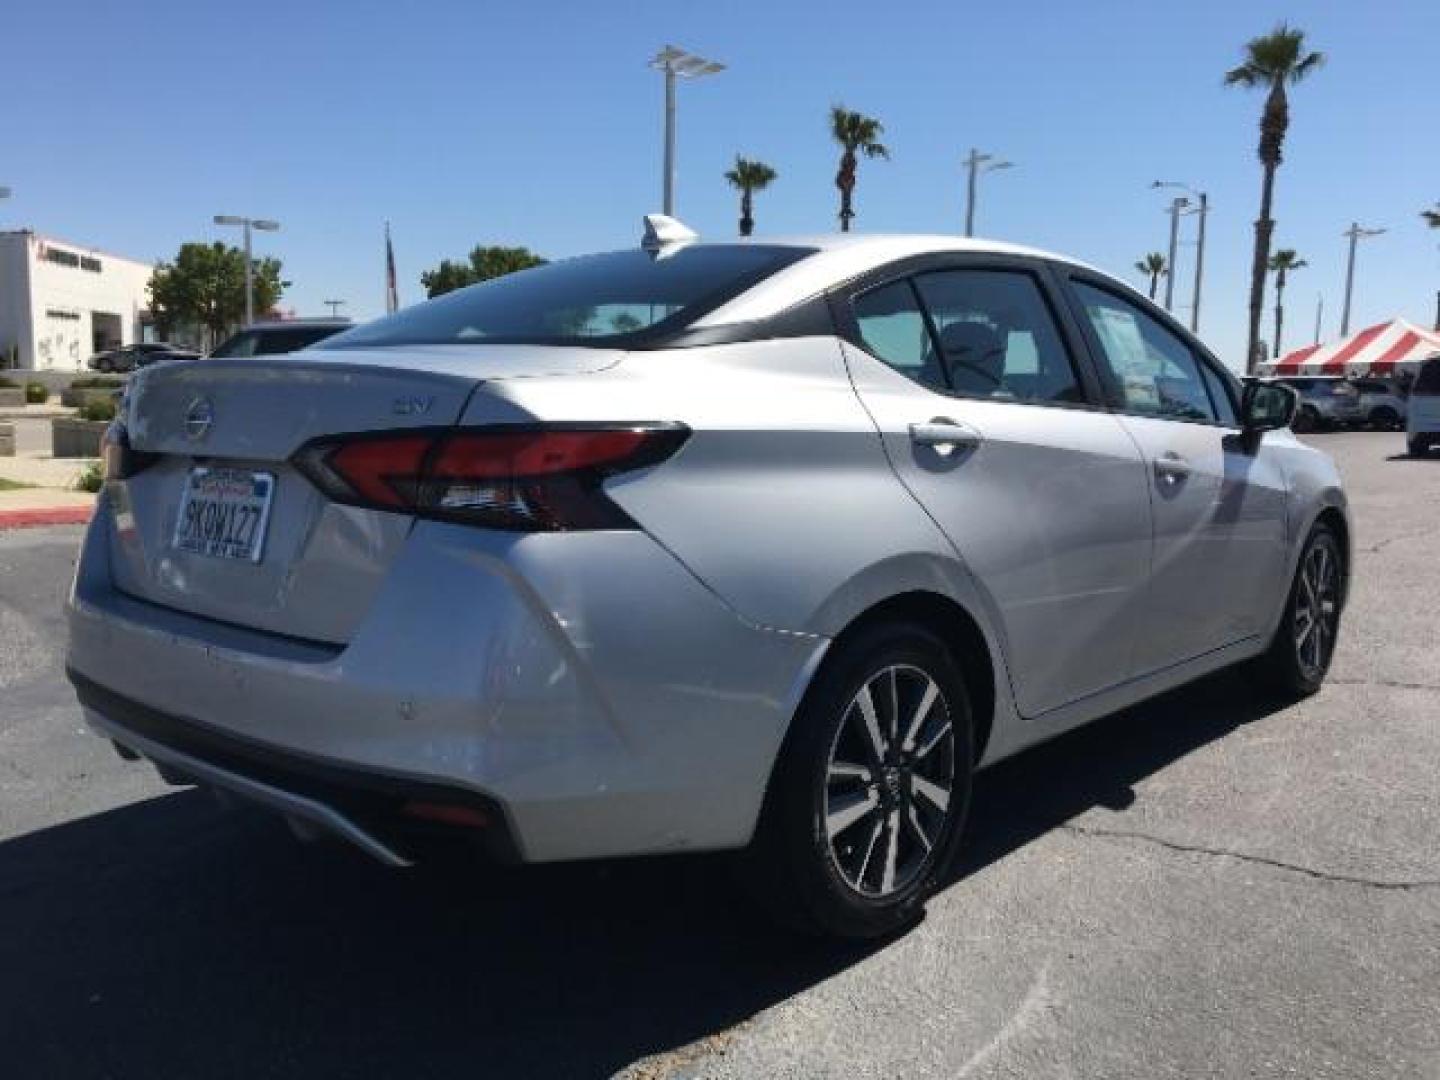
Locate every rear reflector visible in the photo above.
<box><xmin>400</xmin><ymin>801</ymin><xmax>491</xmax><ymax>829</ymax></box>
<box><xmin>293</xmin><ymin>423</ymin><xmax>688</xmax><ymax>531</ymax></box>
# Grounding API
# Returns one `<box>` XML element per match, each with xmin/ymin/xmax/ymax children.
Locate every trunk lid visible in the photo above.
<box><xmin>109</xmin><ymin>347</ymin><xmax>619</xmax><ymax>643</ymax></box>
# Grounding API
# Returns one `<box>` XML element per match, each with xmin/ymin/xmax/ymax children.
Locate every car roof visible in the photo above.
<box><xmin>241</xmin><ymin>319</ymin><xmax>352</xmax><ymax>331</ymax></box>
<box><xmin>692</xmin><ymin>234</ymin><xmax>1103</xmax><ymax>328</ymax></box>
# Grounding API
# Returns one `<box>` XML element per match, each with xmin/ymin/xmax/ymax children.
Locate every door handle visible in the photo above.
<box><xmin>909</xmin><ymin>418</ymin><xmax>981</xmax><ymax>455</ymax></box>
<box><xmin>1154</xmin><ymin>451</ymin><xmax>1191</xmax><ymax>485</ymax></box>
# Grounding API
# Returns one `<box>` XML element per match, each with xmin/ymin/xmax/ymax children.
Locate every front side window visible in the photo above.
<box><xmin>1200</xmin><ymin>361</ymin><xmax>1239</xmax><ymax>426</ymax></box>
<box><xmin>320</xmin><ymin>245</ymin><xmax>813</xmax><ymax>350</ymax></box>
<box><xmin>914</xmin><ymin>270</ymin><xmax>1083</xmax><ymax>405</ymax></box>
<box><xmin>1072</xmin><ymin>281</ymin><xmax>1217</xmax><ymax>422</ymax></box>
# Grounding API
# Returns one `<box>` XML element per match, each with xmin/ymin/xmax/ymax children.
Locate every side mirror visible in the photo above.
<box><xmin>1241</xmin><ymin>379</ymin><xmax>1298</xmax><ymax>435</ymax></box>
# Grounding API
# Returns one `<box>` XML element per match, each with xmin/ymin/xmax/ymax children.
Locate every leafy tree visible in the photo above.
<box><xmin>1423</xmin><ymin>203</ymin><xmax>1440</xmax><ymax>229</ymax></box>
<box><xmin>1267</xmin><ymin>248</ymin><xmax>1307</xmax><ymax>357</ymax></box>
<box><xmin>830</xmin><ymin>106</ymin><xmax>889</xmax><ymax>233</ymax></box>
<box><xmin>1225</xmin><ymin>23</ymin><xmax>1325</xmax><ymax>372</ymax></box>
<box><xmin>1134</xmin><ymin>253</ymin><xmax>1169</xmax><ymax>300</ymax></box>
<box><xmin>148</xmin><ymin>242</ymin><xmax>283</xmax><ymax>347</ymax></box>
<box><xmin>420</xmin><ymin>246</ymin><xmax>547</xmax><ymax>298</ymax></box>
<box><xmin>724</xmin><ymin>156</ymin><xmax>778</xmax><ymax>237</ymax></box>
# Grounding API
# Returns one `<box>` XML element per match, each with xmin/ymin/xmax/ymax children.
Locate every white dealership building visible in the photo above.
<box><xmin>0</xmin><ymin>229</ymin><xmax>155</xmax><ymax>372</ymax></box>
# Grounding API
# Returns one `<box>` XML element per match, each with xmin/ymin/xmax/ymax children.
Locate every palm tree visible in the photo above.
<box><xmin>1225</xmin><ymin>24</ymin><xmax>1325</xmax><ymax>373</ymax></box>
<box><xmin>1423</xmin><ymin>203</ymin><xmax>1440</xmax><ymax>229</ymax></box>
<box><xmin>1134</xmin><ymin>253</ymin><xmax>1168</xmax><ymax>300</ymax></box>
<box><xmin>724</xmin><ymin>157</ymin><xmax>778</xmax><ymax>237</ymax></box>
<box><xmin>1268</xmin><ymin>249</ymin><xmax>1307</xmax><ymax>357</ymax></box>
<box><xmin>830</xmin><ymin>106</ymin><xmax>889</xmax><ymax>232</ymax></box>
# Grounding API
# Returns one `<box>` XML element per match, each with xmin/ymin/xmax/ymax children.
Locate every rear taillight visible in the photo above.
<box><xmin>102</xmin><ymin>423</ymin><xmax>158</xmax><ymax>482</ymax></box>
<box><xmin>292</xmin><ymin>424</ymin><xmax>688</xmax><ymax>531</ymax></box>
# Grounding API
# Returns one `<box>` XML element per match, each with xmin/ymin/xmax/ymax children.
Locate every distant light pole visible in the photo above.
<box><xmin>214</xmin><ymin>214</ymin><xmax>281</xmax><ymax>327</ymax></box>
<box><xmin>1158</xmin><ymin>196</ymin><xmax>1190</xmax><ymax>312</ymax></box>
<box><xmin>1314</xmin><ymin>294</ymin><xmax>1324</xmax><ymax>345</ymax></box>
<box><xmin>649</xmin><ymin>45</ymin><xmax>724</xmax><ymax>217</ymax></box>
<box><xmin>1339</xmin><ymin>222</ymin><xmax>1385</xmax><ymax>336</ymax></box>
<box><xmin>323</xmin><ymin>299</ymin><xmax>346</xmax><ymax>318</ymax></box>
<box><xmin>962</xmin><ymin>149</ymin><xmax>1013</xmax><ymax>237</ymax></box>
<box><xmin>1153</xmin><ymin>181</ymin><xmax>1208</xmax><ymax>332</ymax></box>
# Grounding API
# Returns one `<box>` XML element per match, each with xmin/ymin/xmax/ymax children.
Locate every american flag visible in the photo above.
<box><xmin>384</xmin><ymin>222</ymin><xmax>399</xmax><ymax>315</ymax></box>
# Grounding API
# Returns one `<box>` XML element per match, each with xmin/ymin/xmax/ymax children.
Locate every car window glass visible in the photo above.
<box><xmin>852</xmin><ymin>280</ymin><xmax>945</xmax><ymax>391</ymax></box>
<box><xmin>912</xmin><ymin>269</ymin><xmax>1083</xmax><ymax>405</ymax></box>
<box><xmin>1415</xmin><ymin>360</ymin><xmax>1440</xmax><ymax>395</ymax></box>
<box><xmin>1073</xmin><ymin>282</ymin><xmax>1216</xmax><ymax>422</ymax></box>
<box><xmin>1199</xmin><ymin>362</ymin><xmax>1238</xmax><ymax>426</ymax></box>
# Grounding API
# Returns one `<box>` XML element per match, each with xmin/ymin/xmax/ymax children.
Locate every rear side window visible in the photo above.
<box><xmin>1415</xmin><ymin>359</ymin><xmax>1440</xmax><ymax>395</ymax></box>
<box><xmin>913</xmin><ymin>270</ymin><xmax>1083</xmax><ymax>405</ymax></box>
<box><xmin>321</xmin><ymin>245</ymin><xmax>813</xmax><ymax>349</ymax></box>
<box><xmin>211</xmin><ymin>326</ymin><xmax>345</xmax><ymax>357</ymax></box>
<box><xmin>853</xmin><ymin>281</ymin><xmax>944</xmax><ymax>391</ymax></box>
<box><xmin>1072</xmin><ymin>282</ymin><xmax>1216</xmax><ymax>422</ymax></box>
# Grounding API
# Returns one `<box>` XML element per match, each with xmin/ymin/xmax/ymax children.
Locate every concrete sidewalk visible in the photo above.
<box><xmin>0</xmin><ymin>415</ymin><xmax>97</xmax><ymax>528</ymax></box>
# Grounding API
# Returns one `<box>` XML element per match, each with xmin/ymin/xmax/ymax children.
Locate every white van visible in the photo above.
<box><xmin>1408</xmin><ymin>356</ymin><xmax>1440</xmax><ymax>456</ymax></box>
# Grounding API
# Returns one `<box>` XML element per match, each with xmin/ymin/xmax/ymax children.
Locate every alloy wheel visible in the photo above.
<box><xmin>823</xmin><ymin>664</ymin><xmax>956</xmax><ymax>898</ymax></box>
<box><xmin>1294</xmin><ymin>540</ymin><xmax>1340</xmax><ymax>680</ymax></box>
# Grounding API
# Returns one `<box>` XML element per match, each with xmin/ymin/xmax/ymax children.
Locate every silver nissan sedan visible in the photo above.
<box><xmin>67</xmin><ymin>219</ymin><xmax>1348</xmax><ymax>938</ymax></box>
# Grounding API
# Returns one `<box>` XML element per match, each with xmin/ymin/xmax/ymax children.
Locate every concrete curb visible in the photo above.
<box><xmin>0</xmin><ymin>506</ymin><xmax>93</xmax><ymax>530</ymax></box>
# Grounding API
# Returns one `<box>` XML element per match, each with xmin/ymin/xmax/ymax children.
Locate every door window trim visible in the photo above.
<box><xmin>1056</xmin><ymin>269</ymin><xmax>1241</xmax><ymax>430</ymax></box>
<box><xmin>831</xmin><ymin>253</ymin><xmax>1110</xmax><ymax>412</ymax></box>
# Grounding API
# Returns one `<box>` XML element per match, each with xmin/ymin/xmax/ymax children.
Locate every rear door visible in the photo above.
<box><xmin>837</xmin><ymin>256</ymin><xmax>1153</xmax><ymax>718</ymax></box>
<box><xmin>1059</xmin><ymin>274</ymin><xmax>1289</xmax><ymax>672</ymax></box>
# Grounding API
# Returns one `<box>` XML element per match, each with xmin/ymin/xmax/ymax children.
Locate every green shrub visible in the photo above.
<box><xmin>75</xmin><ymin>461</ymin><xmax>105</xmax><ymax>493</ymax></box>
<box><xmin>69</xmin><ymin>376</ymin><xmax>125</xmax><ymax>389</ymax></box>
<box><xmin>78</xmin><ymin>397</ymin><xmax>117</xmax><ymax>422</ymax></box>
<box><xmin>25</xmin><ymin>382</ymin><xmax>49</xmax><ymax>404</ymax></box>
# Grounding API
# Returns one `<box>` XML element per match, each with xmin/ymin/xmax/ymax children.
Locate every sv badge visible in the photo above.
<box><xmin>391</xmin><ymin>396</ymin><xmax>435</xmax><ymax>417</ymax></box>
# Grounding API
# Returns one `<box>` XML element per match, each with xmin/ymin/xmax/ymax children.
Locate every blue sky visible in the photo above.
<box><xmin>4</xmin><ymin>0</ymin><xmax>1437</xmax><ymax>367</ymax></box>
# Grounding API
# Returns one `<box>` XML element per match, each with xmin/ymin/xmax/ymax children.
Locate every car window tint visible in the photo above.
<box><xmin>1200</xmin><ymin>361</ymin><xmax>1239</xmax><ymax>426</ymax></box>
<box><xmin>913</xmin><ymin>270</ymin><xmax>1083</xmax><ymax>405</ymax></box>
<box><xmin>1073</xmin><ymin>282</ymin><xmax>1216</xmax><ymax>422</ymax></box>
<box><xmin>852</xmin><ymin>280</ymin><xmax>945</xmax><ymax>392</ymax></box>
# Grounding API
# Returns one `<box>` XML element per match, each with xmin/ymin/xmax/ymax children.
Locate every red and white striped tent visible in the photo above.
<box><xmin>1259</xmin><ymin>318</ymin><xmax>1440</xmax><ymax>379</ymax></box>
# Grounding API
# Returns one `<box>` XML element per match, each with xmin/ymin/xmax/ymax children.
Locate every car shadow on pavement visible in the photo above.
<box><xmin>1</xmin><ymin>667</ymin><xmax>1278</xmax><ymax>1080</ymax></box>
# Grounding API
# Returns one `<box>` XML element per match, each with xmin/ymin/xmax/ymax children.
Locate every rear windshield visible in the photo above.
<box><xmin>319</xmin><ymin>245</ymin><xmax>814</xmax><ymax>349</ymax></box>
<box><xmin>1415</xmin><ymin>358</ymin><xmax>1440</xmax><ymax>395</ymax></box>
<box><xmin>211</xmin><ymin>325</ymin><xmax>347</xmax><ymax>357</ymax></box>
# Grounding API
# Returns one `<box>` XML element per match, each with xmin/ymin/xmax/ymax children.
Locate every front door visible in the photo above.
<box><xmin>1063</xmin><ymin>277</ymin><xmax>1289</xmax><ymax>673</ymax></box>
<box><xmin>839</xmin><ymin>261</ymin><xmax>1153</xmax><ymax>718</ymax></box>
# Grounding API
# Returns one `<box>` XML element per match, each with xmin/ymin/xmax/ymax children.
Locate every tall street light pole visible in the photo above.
<box><xmin>963</xmin><ymin>149</ymin><xmax>1013</xmax><ymax>237</ymax></box>
<box><xmin>1161</xmin><ymin>196</ymin><xmax>1189</xmax><ymax>312</ymax></box>
<box><xmin>214</xmin><ymin>214</ymin><xmax>280</xmax><ymax>327</ymax></box>
<box><xmin>1313</xmin><ymin>294</ymin><xmax>1324</xmax><ymax>345</ymax></box>
<box><xmin>1339</xmin><ymin>222</ymin><xmax>1385</xmax><ymax>336</ymax></box>
<box><xmin>649</xmin><ymin>46</ymin><xmax>724</xmax><ymax>217</ymax></box>
<box><xmin>324</xmin><ymin>299</ymin><xmax>346</xmax><ymax>318</ymax></box>
<box><xmin>1152</xmin><ymin>181</ymin><xmax>1208</xmax><ymax>331</ymax></box>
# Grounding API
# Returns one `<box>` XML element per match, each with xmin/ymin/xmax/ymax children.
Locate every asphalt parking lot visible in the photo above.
<box><xmin>1</xmin><ymin>431</ymin><xmax>1436</xmax><ymax>1079</ymax></box>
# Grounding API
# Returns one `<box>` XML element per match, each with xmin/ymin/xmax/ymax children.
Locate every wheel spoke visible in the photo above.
<box><xmin>900</xmin><ymin>678</ymin><xmax>940</xmax><ymax>753</ymax></box>
<box><xmin>906</xmin><ymin>802</ymin><xmax>933</xmax><ymax>853</ymax></box>
<box><xmin>914</xmin><ymin>717</ymin><xmax>953</xmax><ymax>761</ymax></box>
<box><xmin>855</xmin><ymin>684</ymin><xmax>887</xmax><ymax>765</ymax></box>
<box><xmin>827</xmin><ymin>760</ymin><xmax>872</xmax><ymax>784</ymax></box>
<box><xmin>826</xmin><ymin>789</ymin><xmax>879</xmax><ymax>839</ymax></box>
<box><xmin>880</xmin><ymin>809</ymin><xmax>901</xmax><ymax>894</ymax></box>
<box><xmin>886</xmin><ymin>667</ymin><xmax>901</xmax><ymax>750</ymax></box>
<box><xmin>912</xmin><ymin>774</ymin><xmax>951</xmax><ymax>813</ymax></box>
<box><xmin>854</xmin><ymin>814</ymin><xmax>885</xmax><ymax>885</ymax></box>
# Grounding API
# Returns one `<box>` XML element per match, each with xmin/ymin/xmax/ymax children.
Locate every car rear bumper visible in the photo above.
<box><xmin>66</xmin><ymin>494</ymin><xmax>828</xmax><ymax>863</ymax></box>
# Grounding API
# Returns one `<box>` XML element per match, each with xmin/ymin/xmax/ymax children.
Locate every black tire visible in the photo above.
<box><xmin>1369</xmin><ymin>407</ymin><xmax>1399</xmax><ymax>430</ymax></box>
<box><xmin>1293</xmin><ymin>406</ymin><xmax>1319</xmax><ymax>433</ymax></box>
<box><xmin>1252</xmin><ymin>523</ymin><xmax>1344</xmax><ymax>699</ymax></box>
<box><xmin>739</xmin><ymin>621</ymin><xmax>974</xmax><ymax>939</ymax></box>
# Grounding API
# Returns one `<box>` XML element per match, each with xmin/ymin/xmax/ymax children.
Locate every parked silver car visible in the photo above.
<box><xmin>1279</xmin><ymin>375</ymin><xmax>1363</xmax><ymax>431</ymax></box>
<box><xmin>67</xmin><ymin>224</ymin><xmax>1349</xmax><ymax>938</ymax></box>
<box><xmin>1351</xmin><ymin>377</ymin><xmax>1407</xmax><ymax>430</ymax></box>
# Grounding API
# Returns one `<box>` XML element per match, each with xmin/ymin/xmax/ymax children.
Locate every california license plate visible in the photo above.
<box><xmin>172</xmin><ymin>467</ymin><xmax>276</xmax><ymax>563</ymax></box>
